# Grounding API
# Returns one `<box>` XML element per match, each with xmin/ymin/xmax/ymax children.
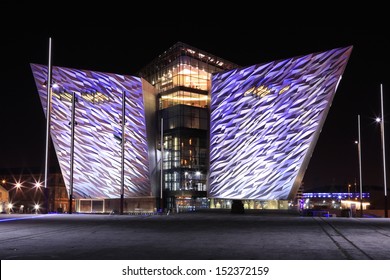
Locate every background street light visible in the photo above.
<box><xmin>7</xmin><ymin>203</ymin><xmax>13</xmax><ymax>214</ymax></box>
<box><xmin>376</xmin><ymin>84</ymin><xmax>388</xmax><ymax>218</ymax></box>
<box><xmin>34</xmin><ymin>204</ymin><xmax>40</xmax><ymax>214</ymax></box>
<box><xmin>357</xmin><ymin>115</ymin><xmax>363</xmax><ymax>217</ymax></box>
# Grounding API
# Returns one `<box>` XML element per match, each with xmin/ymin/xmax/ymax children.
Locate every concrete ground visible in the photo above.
<box><xmin>1</xmin><ymin>210</ymin><xmax>390</xmax><ymax>260</ymax></box>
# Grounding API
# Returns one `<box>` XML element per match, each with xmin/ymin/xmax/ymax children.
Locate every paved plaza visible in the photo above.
<box><xmin>1</xmin><ymin>210</ymin><xmax>390</xmax><ymax>260</ymax></box>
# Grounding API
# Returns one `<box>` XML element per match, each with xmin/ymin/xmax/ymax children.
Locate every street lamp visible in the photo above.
<box><xmin>68</xmin><ymin>91</ymin><xmax>76</xmax><ymax>214</ymax></box>
<box><xmin>7</xmin><ymin>203</ymin><xmax>13</xmax><ymax>214</ymax></box>
<box><xmin>120</xmin><ymin>91</ymin><xmax>126</xmax><ymax>215</ymax></box>
<box><xmin>43</xmin><ymin>37</ymin><xmax>53</xmax><ymax>214</ymax></box>
<box><xmin>160</xmin><ymin>117</ymin><xmax>164</xmax><ymax>213</ymax></box>
<box><xmin>356</xmin><ymin>115</ymin><xmax>363</xmax><ymax>217</ymax></box>
<box><xmin>34</xmin><ymin>204</ymin><xmax>40</xmax><ymax>214</ymax></box>
<box><xmin>376</xmin><ymin>84</ymin><xmax>388</xmax><ymax>218</ymax></box>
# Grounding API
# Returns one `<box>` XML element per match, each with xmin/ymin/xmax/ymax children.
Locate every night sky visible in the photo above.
<box><xmin>1</xmin><ymin>22</ymin><xmax>389</xmax><ymax>191</ymax></box>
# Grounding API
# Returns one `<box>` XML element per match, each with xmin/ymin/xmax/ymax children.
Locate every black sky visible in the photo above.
<box><xmin>1</xmin><ymin>19</ymin><xmax>389</xmax><ymax>190</ymax></box>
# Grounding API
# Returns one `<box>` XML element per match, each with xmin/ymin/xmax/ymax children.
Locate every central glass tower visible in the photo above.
<box><xmin>139</xmin><ymin>42</ymin><xmax>238</xmax><ymax>211</ymax></box>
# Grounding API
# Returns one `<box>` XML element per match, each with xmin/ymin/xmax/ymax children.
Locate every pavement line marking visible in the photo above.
<box><xmin>356</xmin><ymin>218</ymin><xmax>390</xmax><ymax>238</ymax></box>
<box><xmin>315</xmin><ymin>217</ymin><xmax>373</xmax><ymax>260</ymax></box>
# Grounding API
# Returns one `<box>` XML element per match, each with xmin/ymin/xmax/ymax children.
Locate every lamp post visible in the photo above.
<box><xmin>120</xmin><ymin>91</ymin><xmax>126</xmax><ymax>215</ymax></box>
<box><xmin>43</xmin><ymin>37</ymin><xmax>53</xmax><ymax>214</ymax></box>
<box><xmin>357</xmin><ymin>115</ymin><xmax>363</xmax><ymax>217</ymax></box>
<box><xmin>376</xmin><ymin>84</ymin><xmax>388</xmax><ymax>218</ymax></box>
<box><xmin>160</xmin><ymin>117</ymin><xmax>164</xmax><ymax>212</ymax></box>
<box><xmin>69</xmin><ymin>91</ymin><xmax>76</xmax><ymax>214</ymax></box>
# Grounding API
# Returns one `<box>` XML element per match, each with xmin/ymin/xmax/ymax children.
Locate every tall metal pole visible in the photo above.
<box><xmin>44</xmin><ymin>38</ymin><xmax>52</xmax><ymax>214</ymax></box>
<box><xmin>160</xmin><ymin>117</ymin><xmax>164</xmax><ymax>212</ymax></box>
<box><xmin>358</xmin><ymin>115</ymin><xmax>363</xmax><ymax>217</ymax></box>
<box><xmin>120</xmin><ymin>91</ymin><xmax>126</xmax><ymax>215</ymax></box>
<box><xmin>380</xmin><ymin>84</ymin><xmax>388</xmax><ymax>218</ymax></box>
<box><xmin>69</xmin><ymin>92</ymin><xmax>76</xmax><ymax>214</ymax></box>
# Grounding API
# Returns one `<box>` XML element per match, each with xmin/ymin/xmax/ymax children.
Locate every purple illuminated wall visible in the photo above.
<box><xmin>208</xmin><ymin>46</ymin><xmax>353</xmax><ymax>200</ymax></box>
<box><xmin>31</xmin><ymin>64</ymin><xmax>151</xmax><ymax>199</ymax></box>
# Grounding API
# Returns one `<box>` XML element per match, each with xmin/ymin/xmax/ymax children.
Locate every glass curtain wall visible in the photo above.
<box><xmin>163</xmin><ymin>133</ymin><xmax>208</xmax><ymax>192</ymax></box>
<box><xmin>158</xmin><ymin>54</ymin><xmax>211</xmax><ymax>211</ymax></box>
<box><xmin>139</xmin><ymin>42</ymin><xmax>239</xmax><ymax>212</ymax></box>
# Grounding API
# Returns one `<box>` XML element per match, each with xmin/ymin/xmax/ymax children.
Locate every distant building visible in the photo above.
<box><xmin>301</xmin><ymin>184</ymin><xmax>390</xmax><ymax>217</ymax></box>
<box><xmin>0</xmin><ymin>184</ymin><xmax>9</xmax><ymax>213</ymax></box>
<box><xmin>0</xmin><ymin>171</ymin><xmax>67</xmax><ymax>213</ymax></box>
<box><xmin>302</xmin><ymin>192</ymin><xmax>370</xmax><ymax>210</ymax></box>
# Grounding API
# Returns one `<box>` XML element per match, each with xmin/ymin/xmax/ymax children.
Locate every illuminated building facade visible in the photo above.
<box><xmin>31</xmin><ymin>42</ymin><xmax>352</xmax><ymax>213</ymax></box>
<box><xmin>208</xmin><ymin>46</ymin><xmax>352</xmax><ymax>202</ymax></box>
<box><xmin>139</xmin><ymin>42</ymin><xmax>238</xmax><ymax>211</ymax></box>
<box><xmin>31</xmin><ymin>65</ymin><xmax>157</xmax><ymax>212</ymax></box>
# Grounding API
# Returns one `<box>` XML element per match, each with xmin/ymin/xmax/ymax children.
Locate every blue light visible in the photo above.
<box><xmin>0</xmin><ymin>215</ymin><xmax>47</xmax><ymax>223</ymax></box>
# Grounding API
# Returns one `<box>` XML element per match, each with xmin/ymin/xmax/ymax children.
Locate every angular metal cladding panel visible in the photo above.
<box><xmin>208</xmin><ymin>46</ymin><xmax>353</xmax><ymax>200</ymax></box>
<box><xmin>31</xmin><ymin>64</ymin><xmax>151</xmax><ymax>199</ymax></box>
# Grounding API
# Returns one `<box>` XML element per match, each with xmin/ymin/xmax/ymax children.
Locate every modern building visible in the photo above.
<box><xmin>31</xmin><ymin>42</ymin><xmax>352</xmax><ymax>213</ymax></box>
<box><xmin>208</xmin><ymin>47</ymin><xmax>352</xmax><ymax>202</ymax></box>
<box><xmin>139</xmin><ymin>42</ymin><xmax>239</xmax><ymax>211</ymax></box>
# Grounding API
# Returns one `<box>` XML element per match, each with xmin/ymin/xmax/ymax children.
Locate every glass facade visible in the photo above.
<box><xmin>161</xmin><ymin>105</ymin><xmax>208</xmax><ymax>130</ymax></box>
<box><xmin>209</xmin><ymin>198</ymin><xmax>290</xmax><ymax>210</ymax></box>
<box><xmin>163</xmin><ymin>133</ymin><xmax>208</xmax><ymax>191</ymax></box>
<box><xmin>160</xmin><ymin>91</ymin><xmax>208</xmax><ymax>110</ymax></box>
<box><xmin>140</xmin><ymin>42</ymin><xmax>238</xmax><ymax>211</ymax></box>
